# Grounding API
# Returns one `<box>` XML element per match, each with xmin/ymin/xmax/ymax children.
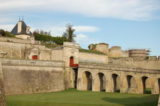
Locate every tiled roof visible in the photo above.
<box><xmin>11</xmin><ymin>21</ymin><xmax>31</xmax><ymax>35</ymax></box>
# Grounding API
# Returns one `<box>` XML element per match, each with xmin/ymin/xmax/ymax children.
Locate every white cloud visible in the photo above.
<box><xmin>0</xmin><ymin>0</ymin><xmax>159</xmax><ymax>20</ymax></box>
<box><xmin>31</xmin><ymin>25</ymin><xmax>99</xmax><ymax>35</ymax></box>
<box><xmin>0</xmin><ymin>24</ymin><xmax>14</xmax><ymax>31</ymax></box>
<box><xmin>75</xmin><ymin>34</ymin><xmax>99</xmax><ymax>47</ymax></box>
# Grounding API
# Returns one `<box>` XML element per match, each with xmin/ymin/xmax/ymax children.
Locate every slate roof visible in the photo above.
<box><xmin>11</xmin><ymin>21</ymin><xmax>32</xmax><ymax>35</ymax></box>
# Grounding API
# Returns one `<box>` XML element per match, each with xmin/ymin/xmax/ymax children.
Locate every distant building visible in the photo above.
<box><xmin>11</xmin><ymin>20</ymin><xmax>32</xmax><ymax>40</ymax></box>
<box><xmin>128</xmin><ymin>49</ymin><xmax>150</xmax><ymax>57</ymax></box>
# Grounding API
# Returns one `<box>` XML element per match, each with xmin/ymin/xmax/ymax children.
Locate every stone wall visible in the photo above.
<box><xmin>0</xmin><ymin>41</ymin><xmax>26</xmax><ymax>59</ymax></box>
<box><xmin>77</xmin><ymin>62</ymin><xmax>160</xmax><ymax>94</ymax></box>
<box><xmin>0</xmin><ymin>40</ymin><xmax>66</xmax><ymax>62</ymax></box>
<box><xmin>0</xmin><ymin>63</ymin><xmax>6</xmax><ymax>106</ymax></box>
<box><xmin>109</xmin><ymin>57</ymin><xmax>160</xmax><ymax>70</ymax></box>
<box><xmin>79</xmin><ymin>52</ymin><xmax>108</xmax><ymax>64</ymax></box>
<box><xmin>51</xmin><ymin>50</ymin><xmax>63</xmax><ymax>61</ymax></box>
<box><xmin>0</xmin><ymin>36</ymin><xmax>40</xmax><ymax>44</ymax></box>
<box><xmin>0</xmin><ymin>59</ymin><xmax>65</xmax><ymax>95</ymax></box>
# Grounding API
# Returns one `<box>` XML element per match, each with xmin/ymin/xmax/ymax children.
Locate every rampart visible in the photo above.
<box><xmin>79</xmin><ymin>52</ymin><xmax>108</xmax><ymax>64</ymax></box>
<box><xmin>77</xmin><ymin>62</ymin><xmax>160</xmax><ymax>94</ymax></box>
<box><xmin>0</xmin><ymin>63</ymin><xmax>6</xmax><ymax>106</ymax></box>
<box><xmin>109</xmin><ymin>57</ymin><xmax>160</xmax><ymax>70</ymax></box>
<box><xmin>0</xmin><ymin>37</ymin><xmax>36</xmax><ymax>44</ymax></box>
<box><xmin>0</xmin><ymin>59</ymin><xmax>65</xmax><ymax>95</ymax></box>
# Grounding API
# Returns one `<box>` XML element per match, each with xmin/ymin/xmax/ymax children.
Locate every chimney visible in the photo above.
<box><xmin>17</xmin><ymin>21</ymin><xmax>22</xmax><ymax>34</ymax></box>
<box><xmin>26</xmin><ymin>26</ymin><xmax>30</xmax><ymax>34</ymax></box>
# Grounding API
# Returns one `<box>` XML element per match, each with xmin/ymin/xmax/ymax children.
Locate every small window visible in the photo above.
<box><xmin>32</xmin><ymin>55</ymin><xmax>38</xmax><ymax>60</ymax></box>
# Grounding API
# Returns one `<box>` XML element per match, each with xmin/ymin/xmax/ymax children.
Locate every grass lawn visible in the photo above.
<box><xmin>6</xmin><ymin>89</ymin><xmax>159</xmax><ymax>106</ymax></box>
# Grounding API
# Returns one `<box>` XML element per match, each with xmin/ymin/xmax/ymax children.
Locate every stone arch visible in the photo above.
<box><xmin>98</xmin><ymin>72</ymin><xmax>106</xmax><ymax>92</ymax></box>
<box><xmin>141</xmin><ymin>76</ymin><xmax>151</xmax><ymax>94</ymax></box>
<box><xmin>82</xmin><ymin>71</ymin><xmax>92</xmax><ymax>90</ymax></box>
<box><xmin>126</xmin><ymin>75</ymin><xmax>136</xmax><ymax>92</ymax></box>
<box><xmin>112</xmin><ymin>73</ymin><xmax>120</xmax><ymax>92</ymax></box>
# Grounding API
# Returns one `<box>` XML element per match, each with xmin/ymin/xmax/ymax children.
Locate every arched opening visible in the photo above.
<box><xmin>158</xmin><ymin>78</ymin><xmax>160</xmax><ymax>93</ymax></box>
<box><xmin>142</xmin><ymin>76</ymin><xmax>151</xmax><ymax>94</ymax></box>
<box><xmin>112</xmin><ymin>74</ymin><xmax>120</xmax><ymax>92</ymax></box>
<box><xmin>83</xmin><ymin>71</ymin><xmax>92</xmax><ymax>90</ymax></box>
<box><xmin>126</xmin><ymin>75</ymin><xmax>136</xmax><ymax>92</ymax></box>
<box><xmin>70</xmin><ymin>56</ymin><xmax>78</xmax><ymax>67</ymax></box>
<box><xmin>70</xmin><ymin>56</ymin><xmax>79</xmax><ymax>89</ymax></box>
<box><xmin>70</xmin><ymin>56</ymin><xmax>74</xmax><ymax>66</ymax></box>
<box><xmin>127</xmin><ymin>75</ymin><xmax>132</xmax><ymax>89</ymax></box>
<box><xmin>73</xmin><ymin>68</ymin><xmax>78</xmax><ymax>89</ymax></box>
<box><xmin>98</xmin><ymin>73</ymin><xmax>106</xmax><ymax>92</ymax></box>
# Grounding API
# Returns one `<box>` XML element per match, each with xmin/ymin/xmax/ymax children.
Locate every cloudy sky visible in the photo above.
<box><xmin>0</xmin><ymin>0</ymin><xmax>160</xmax><ymax>55</ymax></box>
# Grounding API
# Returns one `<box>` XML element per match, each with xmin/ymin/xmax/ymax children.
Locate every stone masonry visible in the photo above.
<box><xmin>0</xmin><ymin>63</ymin><xmax>6</xmax><ymax>106</ymax></box>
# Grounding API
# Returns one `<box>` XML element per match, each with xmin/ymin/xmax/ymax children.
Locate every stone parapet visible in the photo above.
<box><xmin>79</xmin><ymin>62</ymin><xmax>160</xmax><ymax>74</ymax></box>
<box><xmin>0</xmin><ymin>58</ymin><xmax>64</xmax><ymax>67</ymax></box>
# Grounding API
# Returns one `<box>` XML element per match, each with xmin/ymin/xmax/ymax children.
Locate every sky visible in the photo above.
<box><xmin>0</xmin><ymin>0</ymin><xmax>160</xmax><ymax>56</ymax></box>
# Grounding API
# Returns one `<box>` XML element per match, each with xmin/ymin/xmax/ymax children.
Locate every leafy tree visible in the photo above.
<box><xmin>0</xmin><ymin>29</ymin><xmax>15</xmax><ymax>37</ymax></box>
<box><xmin>0</xmin><ymin>29</ymin><xmax>5</xmax><ymax>36</ymax></box>
<box><xmin>33</xmin><ymin>30</ymin><xmax>68</xmax><ymax>45</ymax></box>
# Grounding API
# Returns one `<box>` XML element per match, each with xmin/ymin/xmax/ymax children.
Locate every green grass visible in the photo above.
<box><xmin>6</xmin><ymin>89</ymin><xmax>159</xmax><ymax>106</ymax></box>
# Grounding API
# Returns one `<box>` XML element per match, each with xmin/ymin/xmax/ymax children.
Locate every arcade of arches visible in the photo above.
<box><xmin>76</xmin><ymin>63</ymin><xmax>160</xmax><ymax>94</ymax></box>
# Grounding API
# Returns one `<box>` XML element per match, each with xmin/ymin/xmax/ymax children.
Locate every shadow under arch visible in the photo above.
<box><xmin>112</xmin><ymin>73</ymin><xmax>120</xmax><ymax>92</ymax></box>
<box><xmin>126</xmin><ymin>75</ymin><xmax>136</xmax><ymax>92</ymax></box>
<box><xmin>142</xmin><ymin>76</ymin><xmax>151</xmax><ymax>94</ymax></box>
<box><xmin>98</xmin><ymin>72</ymin><xmax>106</xmax><ymax>92</ymax></box>
<box><xmin>83</xmin><ymin>71</ymin><xmax>92</xmax><ymax>91</ymax></box>
<box><xmin>158</xmin><ymin>78</ymin><xmax>160</xmax><ymax>93</ymax></box>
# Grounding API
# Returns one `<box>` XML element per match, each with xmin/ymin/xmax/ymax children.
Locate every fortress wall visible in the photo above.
<box><xmin>1</xmin><ymin>59</ymin><xmax>65</xmax><ymax>95</ymax></box>
<box><xmin>0</xmin><ymin>37</ymin><xmax>31</xmax><ymax>44</ymax></box>
<box><xmin>0</xmin><ymin>41</ymin><xmax>26</xmax><ymax>59</ymax></box>
<box><xmin>109</xmin><ymin>58</ymin><xmax>160</xmax><ymax>70</ymax></box>
<box><xmin>0</xmin><ymin>63</ymin><xmax>6</xmax><ymax>106</ymax></box>
<box><xmin>51</xmin><ymin>50</ymin><xmax>63</xmax><ymax>61</ymax></box>
<box><xmin>79</xmin><ymin>52</ymin><xmax>108</xmax><ymax>64</ymax></box>
<box><xmin>39</xmin><ymin>50</ymin><xmax>52</xmax><ymax>60</ymax></box>
<box><xmin>77</xmin><ymin>62</ymin><xmax>160</xmax><ymax>94</ymax></box>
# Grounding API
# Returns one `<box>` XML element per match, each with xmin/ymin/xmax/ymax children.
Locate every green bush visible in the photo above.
<box><xmin>33</xmin><ymin>32</ymin><xmax>68</xmax><ymax>45</ymax></box>
<box><xmin>0</xmin><ymin>29</ymin><xmax>15</xmax><ymax>37</ymax></box>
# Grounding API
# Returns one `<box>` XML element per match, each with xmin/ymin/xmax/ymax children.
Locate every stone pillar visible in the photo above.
<box><xmin>63</xmin><ymin>42</ymin><xmax>80</xmax><ymax>89</ymax></box>
<box><xmin>152</xmin><ymin>78</ymin><xmax>159</xmax><ymax>94</ymax></box>
<box><xmin>0</xmin><ymin>63</ymin><xmax>6</xmax><ymax>106</ymax></box>
<box><xmin>134</xmin><ymin>76</ymin><xmax>143</xmax><ymax>94</ymax></box>
<box><xmin>77</xmin><ymin>69</ymin><xmax>83</xmax><ymax>90</ymax></box>
<box><xmin>92</xmin><ymin>72</ymin><xmax>99</xmax><ymax>92</ymax></box>
<box><xmin>64</xmin><ymin>68</ymin><xmax>72</xmax><ymax>89</ymax></box>
<box><xmin>120</xmin><ymin>72</ymin><xmax>128</xmax><ymax>93</ymax></box>
<box><xmin>105</xmin><ymin>72</ymin><xmax>114</xmax><ymax>92</ymax></box>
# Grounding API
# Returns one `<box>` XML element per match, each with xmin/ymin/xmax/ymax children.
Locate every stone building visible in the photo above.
<box><xmin>89</xmin><ymin>43</ymin><xmax>129</xmax><ymax>57</ymax></box>
<box><xmin>0</xmin><ymin>20</ymin><xmax>160</xmax><ymax>105</ymax></box>
<box><xmin>11</xmin><ymin>20</ymin><xmax>34</xmax><ymax>41</ymax></box>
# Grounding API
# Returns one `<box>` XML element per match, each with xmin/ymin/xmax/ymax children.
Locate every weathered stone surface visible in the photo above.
<box><xmin>77</xmin><ymin>62</ymin><xmax>160</xmax><ymax>94</ymax></box>
<box><xmin>0</xmin><ymin>63</ymin><xmax>6</xmax><ymax>106</ymax></box>
<box><xmin>1</xmin><ymin>59</ymin><xmax>65</xmax><ymax>95</ymax></box>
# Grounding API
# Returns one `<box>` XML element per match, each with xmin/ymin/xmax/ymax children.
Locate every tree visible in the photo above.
<box><xmin>0</xmin><ymin>29</ymin><xmax>15</xmax><ymax>37</ymax></box>
<box><xmin>63</xmin><ymin>25</ymin><xmax>76</xmax><ymax>42</ymax></box>
<box><xmin>0</xmin><ymin>29</ymin><xmax>5</xmax><ymax>36</ymax></box>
